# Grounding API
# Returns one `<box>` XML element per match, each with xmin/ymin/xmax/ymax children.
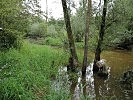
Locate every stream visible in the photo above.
<box><xmin>52</xmin><ymin>50</ymin><xmax>133</xmax><ymax>100</ymax></box>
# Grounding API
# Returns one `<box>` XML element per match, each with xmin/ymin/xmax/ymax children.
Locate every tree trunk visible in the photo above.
<box><xmin>93</xmin><ymin>0</ymin><xmax>108</xmax><ymax>72</ymax></box>
<box><xmin>61</xmin><ymin>0</ymin><xmax>78</xmax><ymax>71</ymax></box>
<box><xmin>82</xmin><ymin>0</ymin><xmax>92</xmax><ymax>76</ymax></box>
<box><xmin>46</xmin><ymin>0</ymin><xmax>48</xmax><ymax>22</ymax></box>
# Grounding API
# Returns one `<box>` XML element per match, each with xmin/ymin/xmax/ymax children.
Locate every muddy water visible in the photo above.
<box><xmin>54</xmin><ymin>50</ymin><xmax>133</xmax><ymax>100</ymax></box>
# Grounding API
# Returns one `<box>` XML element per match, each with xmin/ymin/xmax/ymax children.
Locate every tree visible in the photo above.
<box><xmin>103</xmin><ymin>0</ymin><xmax>133</xmax><ymax>50</ymax></box>
<box><xmin>61</xmin><ymin>0</ymin><xmax>78</xmax><ymax>71</ymax></box>
<box><xmin>0</xmin><ymin>0</ymin><xmax>43</xmax><ymax>50</ymax></box>
<box><xmin>46</xmin><ymin>0</ymin><xmax>48</xmax><ymax>22</ymax></box>
<box><xmin>82</xmin><ymin>0</ymin><xmax>92</xmax><ymax>76</ymax></box>
<box><xmin>93</xmin><ymin>0</ymin><xmax>108</xmax><ymax>72</ymax></box>
<box><xmin>0</xmin><ymin>0</ymin><xmax>25</xmax><ymax>50</ymax></box>
<box><xmin>71</xmin><ymin>7</ymin><xmax>85</xmax><ymax>42</ymax></box>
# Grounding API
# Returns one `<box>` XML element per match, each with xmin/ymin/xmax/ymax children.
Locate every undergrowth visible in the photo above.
<box><xmin>0</xmin><ymin>41</ymin><xmax>70</xmax><ymax>100</ymax></box>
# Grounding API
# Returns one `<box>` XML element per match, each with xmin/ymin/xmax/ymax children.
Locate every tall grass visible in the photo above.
<box><xmin>0</xmin><ymin>41</ymin><xmax>69</xmax><ymax>100</ymax></box>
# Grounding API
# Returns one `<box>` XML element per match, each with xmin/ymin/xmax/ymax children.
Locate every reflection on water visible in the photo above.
<box><xmin>53</xmin><ymin>50</ymin><xmax>133</xmax><ymax>100</ymax></box>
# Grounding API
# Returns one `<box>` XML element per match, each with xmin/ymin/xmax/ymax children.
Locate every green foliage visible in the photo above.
<box><xmin>120</xmin><ymin>69</ymin><xmax>133</xmax><ymax>90</ymax></box>
<box><xmin>1</xmin><ymin>0</ymin><xmax>29</xmax><ymax>32</ymax></box>
<box><xmin>102</xmin><ymin>0</ymin><xmax>133</xmax><ymax>48</ymax></box>
<box><xmin>28</xmin><ymin>22</ymin><xmax>47</xmax><ymax>38</ymax></box>
<box><xmin>44</xmin><ymin>88</ymin><xmax>70</xmax><ymax>100</ymax></box>
<box><xmin>47</xmin><ymin>25</ymin><xmax>58</xmax><ymax>37</ymax></box>
<box><xmin>0</xmin><ymin>29</ymin><xmax>22</xmax><ymax>51</ymax></box>
<box><xmin>71</xmin><ymin>7</ymin><xmax>85</xmax><ymax>42</ymax></box>
<box><xmin>44</xmin><ymin>37</ymin><xmax>63</xmax><ymax>47</ymax></box>
<box><xmin>47</xmin><ymin>18</ymin><xmax>67</xmax><ymax>42</ymax></box>
<box><xmin>0</xmin><ymin>41</ymin><xmax>69</xmax><ymax>99</ymax></box>
<box><xmin>75</xmin><ymin>42</ymin><xmax>84</xmax><ymax>49</ymax></box>
<box><xmin>0</xmin><ymin>78</ymin><xmax>34</xmax><ymax>100</ymax></box>
<box><xmin>0</xmin><ymin>0</ymin><xmax>43</xmax><ymax>50</ymax></box>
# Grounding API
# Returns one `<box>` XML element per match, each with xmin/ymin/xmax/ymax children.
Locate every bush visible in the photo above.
<box><xmin>26</xmin><ymin>22</ymin><xmax>47</xmax><ymax>39</ymax></box>
<box><xmin>44</xmin><ymin>37</ymin><xmax>63</xmax><ymax>47</ymax></box>
<box><xmin>120</xmin><ymin>69</ymin><xmax>133</xmax><ymax>90</ymax></box>
<box><xmin>47</xmin><ymin>25</ymin><xmax>58</xmax><ymax>38</ymax></box>
<box><xmin>75</xmin><ymin>42</ymin><xmax>84</xmax><ymax>49</ymax></box>
<box><xmin>0</xmin><ymin>29</ymin><xmax>22</xmax><ymax>51</ymax></box>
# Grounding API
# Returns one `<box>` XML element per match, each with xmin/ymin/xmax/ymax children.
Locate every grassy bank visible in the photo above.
<box><xmin>0</xmin><ymin>41</ymin><xmax>71</xmax><ymax>100</ymax></box>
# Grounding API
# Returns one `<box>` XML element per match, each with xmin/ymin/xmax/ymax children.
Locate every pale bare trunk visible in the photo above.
<box><xmin>46</xmin><ymin>0</ymin><xmax>48</xmax><ymax>22</ymax></box>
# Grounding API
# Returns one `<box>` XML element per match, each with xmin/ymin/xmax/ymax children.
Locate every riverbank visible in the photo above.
<box><xmin>0</xmin><ymin>40</ymin><xmax>133</xmax><ymax>99</ymax></box>
<box><xmin>0</xmin><ymin>41</ymin><xmax>71</xmax><ymax>99</ymax></box>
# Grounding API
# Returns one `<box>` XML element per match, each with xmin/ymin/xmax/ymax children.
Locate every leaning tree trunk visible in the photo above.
<box><xmin>61</xmin><ymin>0</ymin><xmax>78</xmax><ymax>71</ymax></box>
<box><xmin>93</xmin><ymin>0</ymin><xmax>108</xmax><ymax>72</ymax></box>
<box><xmin>82</xmin><ymin>0</ymin><xmax>92</xmax><ymax>76</ymax></box>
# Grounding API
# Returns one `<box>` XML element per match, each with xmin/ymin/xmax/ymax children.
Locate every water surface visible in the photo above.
<box><xmin>54</xmin><ymin>50</ymin><xmax>133</xmax><ymax>100</ymax></box>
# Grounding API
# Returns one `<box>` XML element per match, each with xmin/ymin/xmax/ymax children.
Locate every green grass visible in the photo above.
<box><xmin>0</xmin><ymin>41</ymin><xmax>69</xmax><ymax>100</ymax></box>
<box><xmin>44</xmin><ymin>37</ymin><xmax>63</xmax><ymax>47</ymax></box>
<box><xmin>27</xmin><ymin>37</ymin><xmax>64</xmax><ymax>47</ymax></box>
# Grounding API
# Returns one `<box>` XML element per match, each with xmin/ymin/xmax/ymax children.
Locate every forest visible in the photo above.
<box><xmin>0</xmin><ymin>0</ymin><xmax>133</xmax><ymax>99</ymax></box>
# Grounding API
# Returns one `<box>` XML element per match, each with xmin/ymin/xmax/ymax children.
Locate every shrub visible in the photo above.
<box><xmin>26</xmin><ymin>22</ymin><xmax>47</xmax><ymax>39</ymax></box>
<box><xmin>44</xmin><ymin>37</ymin><xmax>63</xmax><ymax>47</ymax></box>
<box><xmin>47</xmin><ymin>25</ymin><xmax>58</xmax><ymax>38</ymax></box>
<box><xmin>120</xmin><ymin>69</ymin><xmax>133</xmax><ymax>90</ymax></box>
<box><xmin>0</xmin><ymin>29</ymin><xmax>22</xmax><ymax>51</ymax></box>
